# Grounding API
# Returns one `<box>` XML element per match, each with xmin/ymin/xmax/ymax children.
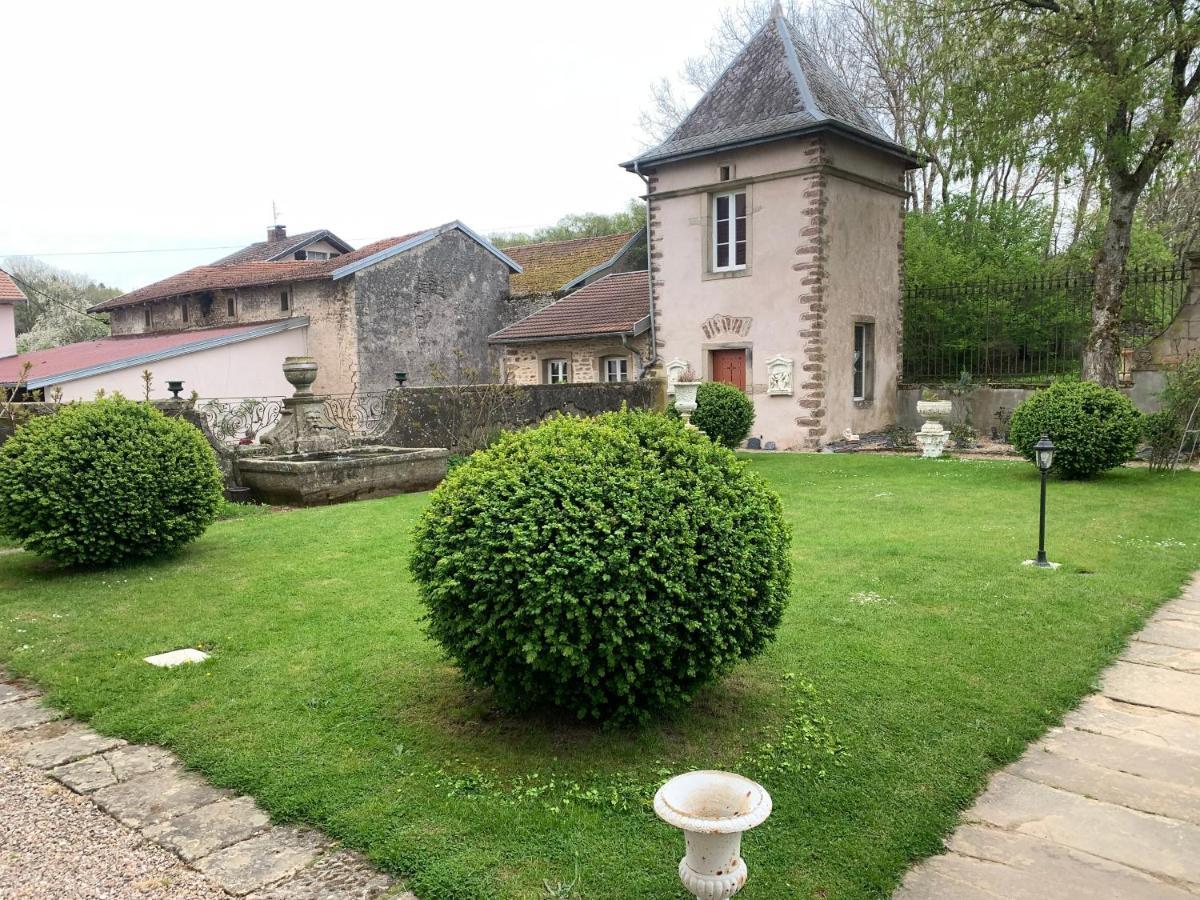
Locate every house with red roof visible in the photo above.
<box><xmin>0</xmin><ymin>270</ymin><xmax>26</xmax><ymax>360</ymax></box>
<box><xmin>0</xmin><ymin>221</ymin><xmax>522</xmax><ymax>401</ymax></box>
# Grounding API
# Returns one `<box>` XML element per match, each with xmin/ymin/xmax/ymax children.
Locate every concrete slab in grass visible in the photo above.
<box><xmin>1137</xmin><ymin>620</ymin><xmax>1200</xmax><ymax>651</ymax></box>
<box><xmin>1102</xmin><ymin>662</ymin><xmax>1200</xmax><ymax>717</ymax></box>
<box><xmin>1123</xmin><ymin>639</ymin><xmax>1200</xmax><ymax>674</ymax></box>
<box><xmin>1062</xmin><ymin>695</ymin><xmax>1200</xmax><ymax>756</ymax></box>
<box><xmin>93</xmin><ymin>766</ymin><xmax>234</xmax><ymax>829</ymax></box>
<box><xmin>195</xmin><ymin>827</ymin><xmax>330</xmax><ymax>896</ymax></box>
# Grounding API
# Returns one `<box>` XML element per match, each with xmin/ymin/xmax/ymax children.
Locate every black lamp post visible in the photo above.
<box><xmin>393</xmin><ymin>371</ymin><xmax>408</xmax><ymax>387</ymax></box>
<box><xmin>1033</xmin><ymin>433</ymin><xmax>1055</xmax><ymax>567</ymax></box>
<box><xmin>166</xmin><ymin>380</ymin><xmax>184</xmax><ymax>399</ymax></box>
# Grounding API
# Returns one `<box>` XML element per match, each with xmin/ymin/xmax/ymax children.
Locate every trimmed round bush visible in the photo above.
<box><xmin>689</xmin><ymin>380</ymin><xmax>756</xmax><ymax>448</ymax></box>
<box><xmin>0</xmin><ymin>398</ymin><xmax>224</xmax><ymax>565</ymax></box>
<box><xmin>410</xmin><ymin>410</ymin><xmax>791</xmax><ymax>725</ymax></box>
<box><xmin>1008</xmin><ymin>379</ymin><xmax>1142</xmax><ymax>479</ymax></box>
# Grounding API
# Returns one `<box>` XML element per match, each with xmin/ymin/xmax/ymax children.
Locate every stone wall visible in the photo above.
<box><xmin>351</xmin><ymin>229</ymin><xmax>512</xmax><ymax>394</ymax></box>
<box><xmin>501</xmin><ymin>335</ymin><xmax>653</xmax><ymax>385</ymax></box>
<box><xmin>1129</xmin><ymin>252</ymin><xmax>1200</xmax><ymax>409</ymax></box>
<box><xmin>375</xmin><ymin>381</ymin><xmax>663</xmax><ymax>451</ymax></box>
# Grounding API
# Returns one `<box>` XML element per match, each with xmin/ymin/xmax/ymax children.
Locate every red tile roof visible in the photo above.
<box><xmin>505</xmin><ymin>232</ymin><xmax>636</xmax><ymax>295</ymax></box>
<box><xmin>89</xmin><ymin>234</ymin><xmax>423</xmax><ymax>313</ymax></box>
<box><xmin>489</xmin><ymin>271</ymin><xmax>650</xmax><ymax>342</ymax></box>
<box><xmin>0</xmin><ymin>270</ymin><xmax>28</xmax><ymax>303</ymax></box>
<box><xmin>0</xmin><ymin>320</ymin><xmax>296</xmax><ymax>387</ymax></box>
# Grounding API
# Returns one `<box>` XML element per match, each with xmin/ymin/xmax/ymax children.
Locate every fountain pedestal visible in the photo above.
<box><xmin>258</xmin><ymin>356</ymin><xmax>343</xmax><ymax>455</ymax></box>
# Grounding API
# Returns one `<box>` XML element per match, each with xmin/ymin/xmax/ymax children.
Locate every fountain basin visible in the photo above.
<box><xmin>237</xmin><ymin>445</ymin><xmax>449</xmax><ymax>506</ymax></box>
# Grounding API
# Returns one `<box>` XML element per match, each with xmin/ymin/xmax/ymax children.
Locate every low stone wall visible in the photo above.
<box><xmin>897</xmin><ymin>385</ymin><xmax>1038</xmax><ymax>438</ymax></box>
<box><xmin>374</xmin><ymin>380</ymin><xmax>664</xmax><ymax>451</ymax></box>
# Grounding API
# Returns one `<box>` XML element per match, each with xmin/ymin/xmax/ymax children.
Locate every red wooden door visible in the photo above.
<box><xmin>711</xmin><ymin>349</ymin><xmax>747</xmax><ymax>390</ymax></box>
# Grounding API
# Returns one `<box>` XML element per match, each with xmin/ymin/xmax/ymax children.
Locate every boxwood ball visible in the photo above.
<box><xmin>410</xmin><ymin>410</ymin><xmax>791</xmax><ymax>725</ymax></box>
<box><xmin>0</xmin><ymin>398</ymin><xmax>224</xmax><ymax>565</ymax></box>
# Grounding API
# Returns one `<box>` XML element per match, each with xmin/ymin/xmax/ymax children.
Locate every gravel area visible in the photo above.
<box><xmin>0</xmin><ymin>751</ymin><xmax>230</xmax><ymax>899</ymax></box>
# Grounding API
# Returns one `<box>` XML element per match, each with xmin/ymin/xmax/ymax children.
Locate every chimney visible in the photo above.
<box><xmin>267</xmin><ymin>224</ymin><xmax>287</xmax><ymax>244</ymax></box>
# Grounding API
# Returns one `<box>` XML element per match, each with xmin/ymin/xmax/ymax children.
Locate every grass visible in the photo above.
<box><xmin>1</xmin><ymin>455</ymin><xmax>1198</xmax><ymax>899</ymax></box>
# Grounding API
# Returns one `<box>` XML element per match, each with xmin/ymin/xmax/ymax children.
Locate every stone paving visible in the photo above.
<box><xmin>895</xmin><ymin>576</ymin><xmax>1200</xmax><ymax>899</ymax></box>
<box><xmin>0</xmin><ymin>669</ymin><xmax>414</xmax><ymax>899</ymax></box>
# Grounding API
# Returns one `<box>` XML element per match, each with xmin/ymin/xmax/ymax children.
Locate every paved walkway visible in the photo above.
<box><xmin>896</xmin><ymin>575</ymin><xmax>1200</xmax><ymax>899</ymax></box>
<box><xmin>0</xmin><ymin>671</ymin><xmax>412</xmax><ymax>899</ymax></box>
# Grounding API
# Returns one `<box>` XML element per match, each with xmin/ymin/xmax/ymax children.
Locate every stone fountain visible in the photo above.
<box><xmin>234</xmin><ymin>357</ymin><xmax>449</xmax><ymax>505</ymax></box>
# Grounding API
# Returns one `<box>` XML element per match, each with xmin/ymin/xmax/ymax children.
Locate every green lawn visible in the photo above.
<box><xmin>1</xmin><ymin>455</ymin><xmax>1197</xmax><ymax>899</ymax></box>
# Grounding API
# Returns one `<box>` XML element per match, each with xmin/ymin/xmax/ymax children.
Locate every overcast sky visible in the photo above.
<box><xmin>1</xmin><ymin>0</ymin><xmax>739</xmax><ymax>292</ymax></box>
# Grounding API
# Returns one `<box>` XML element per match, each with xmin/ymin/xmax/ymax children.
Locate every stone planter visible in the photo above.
<box><xmin>674</xmin><ymin>381</ymin><xmax>701</xmax><ymax>427</ymax></box>
<box><xmin>237</xmin><ymin>446</ymin><xmax>449</xmax><ymax>506</ymax></box>
<box><xmin>916</xmin><ymin>399</ymin><xmax>952</xmax><ymax>422</ymax></box>
<box><xmin>654</xmin><ymin>770</ymin><xmax>772</xmax><ymax>900</ymax></box>
<box><xmin>281</xmin><ymin>356</ymin><xmax>319</xmax><ymax>398</ymax></box>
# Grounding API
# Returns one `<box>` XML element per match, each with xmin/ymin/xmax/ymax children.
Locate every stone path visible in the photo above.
<box><xmin>896</xmin><ymin>575</ymin><xmax>1200</xmax><ymax>899</ymax></box>
<box><xmin>0</xmin><ymin>671</ymin><xmax>414</xmax><ymax>899</ymax></box>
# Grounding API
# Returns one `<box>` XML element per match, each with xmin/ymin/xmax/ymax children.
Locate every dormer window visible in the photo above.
<box><xmin>712</xmin><ymin>191</ymin><xmax>747</xmax><ymax>272</ymax></box>
<box><xmin>295</xmin><ymin>249</ymin><xmax>330</xmax><ymax>261</ymax></box>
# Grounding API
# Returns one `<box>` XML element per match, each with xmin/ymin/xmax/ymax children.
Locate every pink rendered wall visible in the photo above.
<box><xmin>52</xmin><ymin>326</ymin><xmax>308</xmax><ymax>402</ymax></box>
<box><xmin>0</xmin><ymin>304</ymin><xmax>15</xmax><ymax>358</ymax></box>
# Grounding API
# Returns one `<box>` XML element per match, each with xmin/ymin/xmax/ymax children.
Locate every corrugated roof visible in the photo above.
<box><xmin>210</xmin><ymin>229</ymin><xmax>354</xmax><ymax>265</ymax></box>
<box><xmin>0</xmin><ymin>318</ymin><xmax>305</xmax><ymax>388</ymax></box>
<box><xmin>623</xmin><ymin>13</ymin><xmax>915</xmax><ymax>169</ymax></box>
<box><xmin>505</xmin><ymin>232</ymin><xmax>636</xmax><ymax>296</ymax></box>
<box><xmin>0</xmin><ymin>270</ymin><xmax>27</xmax><ymax>303</ymax></box>
<box><xmin>489</xmin><ymin>271</ymin><xmax>649</xmax><ymax>342</ymax></box>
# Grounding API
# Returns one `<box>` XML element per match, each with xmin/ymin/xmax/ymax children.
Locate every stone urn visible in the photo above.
<box><xmin>915</xmin><ymin>399</ymin><xmax>952</xmax><ymax>459</ymax></box>
<box><xmin>282</xmin><ymin>356</ymin><xmax>319</xmax><ymax>398</ymax></box>
<box><xmin>915</xmin><ymin>398</ymin><xmax>952</xmax><ymax>422</ymax></box>
<box><xmin>654</xmin><ymin>770</ymin><xmax>772</xmax><ymax>900</ymax></box>
<box><xmin>674</xmin><ymin>381</ymin><xmax>701</xmax><ymax>428</ymax></box>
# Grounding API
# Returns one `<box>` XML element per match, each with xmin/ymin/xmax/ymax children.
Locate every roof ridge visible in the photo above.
<box><xmin>506</xmin><ymin>231</ymin><xmax>635</xmax><ymax>251</ymax></box>
<box><xmin>774</xmin><ymin>13</ymin><xmax>823</xmax><ymax>120</ymax></box>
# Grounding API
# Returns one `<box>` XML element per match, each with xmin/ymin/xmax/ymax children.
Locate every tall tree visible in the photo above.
<box><xmin>4</xmin><ymin>258</ymin><xmax>114</xmax><ymax>352</ymax></box>
<box><xmin>918</xmin><ymin>0</ymin><xmax>1200</xmax><ymax>385</ymax></box>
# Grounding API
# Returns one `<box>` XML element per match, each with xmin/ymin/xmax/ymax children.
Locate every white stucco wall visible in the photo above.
<box><xmin>49</xmin><ymin>326</ymin><xmax>308</xmax><ymax>402</ymax></box>
<box><xmin>0</xmin><ymin>304</ymin><xmax>15</xmax><ymax>359</ymax></box>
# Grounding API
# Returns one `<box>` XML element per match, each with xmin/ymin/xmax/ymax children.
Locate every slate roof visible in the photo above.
<box><xmin>0</xmin><ymin>270</ymin><xmax>27</xmax><ymax>303</ymax></box>
<box><xmin>211</xmin><ymin>229</ymin><xmax>354</xmax><ymax>265</ymax></box>
<box><xmin>0</xmin><ymin>318</ymin><xmax>307</xmax><ymax>389</ymax></box>
<box><xmin>489</xmin><ymin>271</ymin><xmax>650</xmax><ymax>343</ymax></box>
<box><xmin>505</xmin><ymin>232</ymin><xmax>638</xmax><ymax>296</ymax></box>
<box><xmin>623</xmin><ymin>11</ymin><xmax>916</xmax><ymax>169</ymax></box>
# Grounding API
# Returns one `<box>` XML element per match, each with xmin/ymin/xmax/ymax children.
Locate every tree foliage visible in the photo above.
<box><xmin>490</xmin><ymin>200</ymin><xmax>646</xmax><ymax>248</ymax></box>
<box><xmin>5</xmin><ymin>257</ymin><xmax>115</xmax><ymax>352</ymax></box>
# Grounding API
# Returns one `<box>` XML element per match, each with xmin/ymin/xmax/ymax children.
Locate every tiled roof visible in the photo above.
<box><xmin>505</xmin><ymin>232</ymin><xmax>636</xmax><ymax>296</ymax></box>
<box><xmin>623</xmin><ymin>13</ymin><xmax>915</xmax><ymax>169</ymax></box>
<box><xmin>211</xmin><ymin>229</ymin><xmax>354</xmax><ymax>265</ymax></box>
<box><xmin>0</xmin><ymin>319</ymin><xmax>304</xmax><ymax>388</ymax></box>
<box><xmin>489</xmin><ymin>271</ymin><xmax>650</xmax><ymax>342</ymax></box>
<box><xmin>0</xmin><ymin>270</ymin><xmax>27</xmax><ymax>303</ymax></box>
<box><xmin>89</xmin><ymin>234</ymin><xmax>421</xmax><ymax>312</ymax></box>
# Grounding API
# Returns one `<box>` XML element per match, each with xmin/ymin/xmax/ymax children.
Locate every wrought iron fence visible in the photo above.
<box><xmin>902</xmin><ymin>260</ymin><xmax>1190</xmax><ymax>382</ymax></box>
<box><xmin>322</xmin><ymin>392</ymin><xmax>389</xmax><ymax>435</ymax></box>
<box><xmin>197</xmin><ymin>397</ymin><xmax>284</xmax><ymax>444</ymax></box>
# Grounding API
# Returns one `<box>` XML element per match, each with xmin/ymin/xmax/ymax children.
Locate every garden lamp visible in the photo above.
<box><xmin>1032</xmin><ymin>434</ymin><xmax>1055</xmax><ymax>567</ymax></box>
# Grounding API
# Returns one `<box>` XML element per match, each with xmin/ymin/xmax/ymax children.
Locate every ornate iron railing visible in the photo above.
<box><xmin>197</xmin><ymin>397</ymin><xmax>284</xmax><ymax>444</ymax></box>
<box><xmin>322</xmin><ymin>392</ymin><xmax>389</xmax><ymax>435</ymax></box>
<box><xmin>903</xmin><ymin>260</ymin><xmax>1190</xmax><ymax>382</ymax></box>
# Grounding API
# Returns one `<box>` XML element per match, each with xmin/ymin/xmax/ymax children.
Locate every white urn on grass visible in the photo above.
<box><xmin>915</xmin><ymin>391</ymin><xmax>952</xmax><ymax>458</ymax></box>
<box><xmin>674</xmin><ymin>368</ymin><xmax>702</xmax><ymax>428</ymax></box>
<box><xmin>654</xmin><ymin>770</ymin><xmax>773</xmax><ymax>900</ymax></box>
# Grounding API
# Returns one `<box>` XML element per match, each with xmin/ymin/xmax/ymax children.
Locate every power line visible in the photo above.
<box><xmin>0</xmin><ymin>267</ymin><xmax>110</xmax><ymax>325</ymax></box>
<box><xmin>0</xmin><ymin>244</ymin><xmax>246</xmax><ymax>258</ymax></box>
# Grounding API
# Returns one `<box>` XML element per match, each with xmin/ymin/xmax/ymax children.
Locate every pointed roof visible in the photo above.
<box><xmin>0</xmin><ymin>270</ymin><xmax>28</xmax><ymax>304</ymax></box>
<box><xmin>488</xmin><ymin>271</ymin><xmax>650</xmax><ymax>343</ymax></box>
<box><xmin>505</xmin><ymin>230</ymin><xmax>642</xmax><ymax>296</ymax></box>
<box><xmin>623</xmin><ymin>11</ymin><xmax>917</xmax><ymax>170</ymax></box>
<box><xmin>211</xmin><ymin>229</ymin><xmax>355</xmax><ymax>265</ymax></box>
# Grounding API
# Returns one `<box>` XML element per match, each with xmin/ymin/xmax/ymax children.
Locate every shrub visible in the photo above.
<box><xmin>1007</xmin><ymin>379</ymin><xmax>1142</xmax><ymax>479</ymax></box>
<box><xmin>0</xmin><ymin>398</ymin><xmax>224</xmax><ymax>565</ymax></box>
<box><xmin>1143</xmin><ymin>410</ymin><xmax>1183</xmax><ymax>472</ymax></box>
<box><xmin>687</xmin><ymin>381</ymin><xmax>756</xmax><ymax>448</ymax></box>
<box><xmin>409</xmin><ymin>410</ymin><xmax>791</xmax><ymax>725</ymax></box>
<box><xmin>950</xmin><ymin>422</ymin><xmax>977</xmax><ymax>449</ymax></box>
